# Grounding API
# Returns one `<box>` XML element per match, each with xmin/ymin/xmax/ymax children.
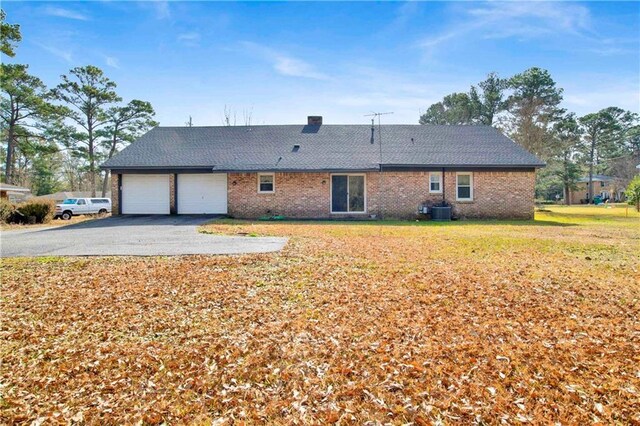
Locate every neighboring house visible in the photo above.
<box><xmin>101</xmin><ymin>116</ymin><xmax>545</xmax><ymax>219</ymax></box>
<box><xmin>569</xmin><ymin>175</ymin><xmax>627</xmax><ymax>204</ymax></box>
<box><xmin>33</xmin><ymin>191</ymin><xmax>111</xmax><ymax>203</ymax></box>
<box><xmin>0</xmin><ymin>183</ymin><xmax>31</xmax><ymax>203</ymax></box>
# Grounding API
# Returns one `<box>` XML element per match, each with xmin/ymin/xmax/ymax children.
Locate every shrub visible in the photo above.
<box><xmin>15</xmin><ymin>199</ymin><xmax>56</xmax><ymax>224</ymax></box>
<box><xmin>0</xmin><ymin>199</ymin><xmax>16</xmax><ymax>223</ymax></box>
<box><xmin>626</xmin><ymin>175</ymin><xmax>640</xmax><ymax>212</ymax></box>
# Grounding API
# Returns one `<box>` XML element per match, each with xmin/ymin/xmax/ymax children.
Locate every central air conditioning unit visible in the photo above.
<box><xmin>431</xmin><ymin>205</ymin><xmax>452</xmax><ymax>221</ymax></box>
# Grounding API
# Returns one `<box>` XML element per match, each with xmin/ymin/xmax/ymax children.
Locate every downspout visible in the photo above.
<box><xmin>173</xmin><ymin>174</ymin><xmax>178</xmax><ymax>215</ymax></box>
<box><xmin>377</xmin><ymin>119</ymin><xmax>383</xmax><ymax>219</ymax></box>
<box><xmin>117</xmin><ymin>174</ymin><xmax>122</xmax><ymax>215</ymax></box>
<box><xmin>379</xmin><ymin>162</ymin><xmax>383</xmax><ymax>219</ymax></box>
<box><xmin>441</xmin><ymin>167</ymin><xmax>446</xmax><ymax>206</ymax></box>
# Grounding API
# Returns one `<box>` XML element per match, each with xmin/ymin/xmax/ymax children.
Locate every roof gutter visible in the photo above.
<box><xmin>103</xmin><ymin>166</ymin><xmax>545</xmax><ymax>174</ymax></box>
<box><xmin>105</xmin><ymin>166</ymin><xmax>381</xmax><ymax>174</ymax></box>
<box><xmin>380</xmin><ymin>163</ymin><xmax>545</xmax><ymax>170</ymax></box>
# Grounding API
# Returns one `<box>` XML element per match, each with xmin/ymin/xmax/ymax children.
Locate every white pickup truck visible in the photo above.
<box><xmin>55</xmin><ymin>198</ymin><xmax>112</xmax><ymax>220</ymax></box>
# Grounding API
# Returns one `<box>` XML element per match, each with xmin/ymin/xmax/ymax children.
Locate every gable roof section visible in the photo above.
<box><xmin>577</xmin><ymin>174</ymin><xmax>615</xmax><ymax>183</ymax></box>
<box><xmin>102</xmin><ymin>124</ymin><xmax>545</xmax><ymax>171</ymax></box>
<box><xmin>0</xmin><ymin>183</ymin><xmax>30</xmax><ymax>192</ymax></box>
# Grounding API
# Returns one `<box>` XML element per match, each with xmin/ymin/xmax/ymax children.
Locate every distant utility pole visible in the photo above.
<box><xmin>364</xmin><ymin>111</ymin><xmax>393</xmax><ymax>219</ymax></box>
<box><xmin>186</xmin><ymin>116</ymin><xmax>193</xmax><ymax>127</ymax></box>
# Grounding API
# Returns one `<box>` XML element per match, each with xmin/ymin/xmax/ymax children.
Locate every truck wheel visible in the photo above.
<box><xmin>98</xmin><ymin>209</ymin><xmax>107</xmax><ymax>215</ymax></box>
<box><xmin>62</xmin><ymin>211</ymin><xmax>73</xmax><ymax>220</ymax></box>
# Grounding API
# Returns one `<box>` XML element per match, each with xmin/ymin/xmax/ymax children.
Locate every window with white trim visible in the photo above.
<box><xmin>429</xmin><ymin>172</ymin><xmax>442</xmax><ymax>193</ymax></box>
<box><xmin>258</xmin><ymin>173</ymin><xmax>274</xmax><ymax>193</ymax></box>
<box><xmin>456</xmin><ymin>172</ymin><xmax>473</xmax><ymax>201</ymax></box>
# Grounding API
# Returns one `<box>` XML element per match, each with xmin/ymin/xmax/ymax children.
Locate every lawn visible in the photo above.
<box><xmin>1</xmin><ymin>205</ymin><xmax>639</xmax><ymax>424</ymax></box>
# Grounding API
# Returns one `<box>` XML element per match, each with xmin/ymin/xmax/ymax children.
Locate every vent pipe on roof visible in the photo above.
<box><xmin>370</xmin><ymin>119</ymin><xmax>375</xmax><ymax>144</ymax></box>
<box><xmin>307</xmin><ymin>116</ymin><xmax>323</xmax><ymax>125</ymax></box>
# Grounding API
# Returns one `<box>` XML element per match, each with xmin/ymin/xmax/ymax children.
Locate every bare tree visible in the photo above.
<box><xmin>222</xmin><ymin>105</ymin><xmax>256</xmax><ymax>126</ymax></box>
<box><xmin>222</xmin><ymin>105</ymin><xmax>236</xmax><ymax>126</ymax></box>
<box><xmin>242</xmin><ymin>107</ymin><xmax>253</xmax><ymax>126</ymax></box>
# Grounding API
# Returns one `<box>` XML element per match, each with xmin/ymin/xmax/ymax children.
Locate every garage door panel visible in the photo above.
<box><xmin>178</xmin><ymin>174</ymin><xmax>227</xmax><ymax>214</ymax></box>
<box><xmin>122</xmin><ymin>174</ymin><xmax>170</xmax><ymax>214</ymax></box>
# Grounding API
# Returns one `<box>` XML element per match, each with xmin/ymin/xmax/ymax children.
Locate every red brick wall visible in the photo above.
<box><xmin>228</xmin><ymin>172</ymin><xmax>331</xmax><ymax>218</ymax></box>
<box><xmin>227</xmin><ymin>170</ymin><xmax>536</xmax><ymax>220</ymax></box>
<box><xmin>569</xmin><ymin>182</ymin><xmax>589</xmax><ymax>205</ymax></box>
<box><xmin>366</xmin><ymin>171</ymin><xmax>441</xmax><ymax>218</ymax></box>
<box><xmin>111</xmin><ymin>174</ymin><xmax>120</xmax><ymax>215</ymax></box>
<box><xmin>169</xmin><ymin>174</ymin><xmax>176</xmax><ymax>214</ymax></box>
<box><xmin>446</xmin><ymin>170</ymin><xmax>535</xmax><ymax>219</ymax></box>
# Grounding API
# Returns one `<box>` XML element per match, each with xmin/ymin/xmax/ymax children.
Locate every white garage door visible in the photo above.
<box><xmin>122</xmin><ymin>174</ymin><xmax>170</xmax><ymax>214</ymax></box>
<box><xmin>178</xmin><ymin>174</ymin><xmax>227</xmax><ymax>214</ymax></box>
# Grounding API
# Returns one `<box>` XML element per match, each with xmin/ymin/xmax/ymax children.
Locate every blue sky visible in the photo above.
<box><xmin>4</xmin><ymin>1</ymin><xmax>639</xmax><ymax>125</ymax></box>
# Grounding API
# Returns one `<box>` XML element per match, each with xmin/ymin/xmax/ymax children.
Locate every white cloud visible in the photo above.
<box><xmin>35</xmin><ymin>42</ymin><xmax>73</xmax><ymax>63</ymax></box>
<box><xmin>42</xmin><ymin>6</ymin><xmax>90</xmax><ymax>21</ymax></box>
<box><xmin>388</xmin><ymin>1</ymin><xmax>420</xmax><ymax>31</ymax></box>
<box><xmin>178</xmin><ymin>32</ymin><xmax>201</xmax><ymax>47</ymax></box>
<box><xmin>561</xmin><ymin>78</ymin><xmax>640</xmax><ymax>115</ymax></box>
<box><xmin>467</xmin><ymin>2</ymin><xmax>590</xmax><ymax>34</ymax></box>
<box><xmin>420</xmin><ymin>2</ymin><xmax>593</xmax><ymax>51</ymax></box>
<box><xmin>178</xmin><ymin>32</ymin><xmax>200</xmax><ymax>42</ymax></box>
<box><xmin>240</xmin><ymin>41</ymin><xmax>329</xmax><ymax>80</ymax></box>
<box><xmin>273</xmin><ymin>56</ymin><xmax>328</xmax><ymax>80</ymax></box>
<box><xmin>105</xmin><ymin>56</ymin><xmax>120</xmax><ymax>69</ymax></box>
<box><xmin>138</xmin><ymin>1</ymin><xmax>171</xmax><ymax>20</ymax></box>
<box><xmin>153</xmin><ymin>1</ymin><xmax>171</xmax><ymax>20</ymax></box>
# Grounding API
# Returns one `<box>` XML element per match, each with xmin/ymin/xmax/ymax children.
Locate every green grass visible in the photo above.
<box><xmin>536</xmin><ymin>203</ymin><xmax>639</xmax><ymax>227</ymax></box>
<box><xmin>204</xmin><ymin>203</ymin><xmax>639</xmax><ymax>229</ymax></box>
<box><xmin>201</xmin><ymin>204</ymin><xmax>639</xmax><ymax>269</ymax></box>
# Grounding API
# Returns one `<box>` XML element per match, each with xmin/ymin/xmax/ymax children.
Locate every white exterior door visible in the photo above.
<box><xmin>177</xmin><ymin>174</ymin><xmax>227</xmax><ymax>214</ymax></box>
<box><xmin>121</xmin><ymin>174</ymin><xmax>170</xmax><ymax>214</ymax></box>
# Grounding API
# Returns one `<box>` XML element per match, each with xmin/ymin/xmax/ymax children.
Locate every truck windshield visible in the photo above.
<box><xmin>62</xmin><ymin>199</ymin><xmax>78</xmax><ymax>204</ymax></box>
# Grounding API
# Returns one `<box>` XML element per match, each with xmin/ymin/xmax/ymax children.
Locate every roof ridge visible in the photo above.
<box><xmin>153</xmin><ymin>124</ymin><xmax>496</xmax><ymax>129</ymax></box>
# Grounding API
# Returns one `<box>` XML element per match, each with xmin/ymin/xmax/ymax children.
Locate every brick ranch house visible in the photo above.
<box><xmin>568</xmin><ymin>174</ymin><xmax>627</xmax><ymax>204</ymax></box>
<box><xmin>102</xmin><ymin>117</ymin><xmax>545</xmax><ymax>220</ymax></box>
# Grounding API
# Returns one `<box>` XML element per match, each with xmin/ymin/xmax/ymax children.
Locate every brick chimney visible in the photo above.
<box><xmin>307</xmin><ymin>116</ymin><xmax>323</xmax><ymax>125</ymax></box>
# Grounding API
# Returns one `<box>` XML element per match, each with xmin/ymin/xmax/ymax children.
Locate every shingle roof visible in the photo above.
<box><xmin>102</xmin><ymin>124</ymin><xmax>545</xmax><ymax>171</ymax></box>
<box><xmin>577</xmin><ymin>174</ymin><xmax>615</xmax><ymax>183</ymax></box>
<box><xmin>0</xmin><ymin>183</ymin><xmax>30</xmax><ymax>192</ymax></box>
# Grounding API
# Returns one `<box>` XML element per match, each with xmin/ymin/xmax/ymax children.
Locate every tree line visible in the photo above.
<box><xmin>3</xmin><ymin>9</ymin><xmax>638</xmax><ymax>202</ymax></box>
<box><xmin>419</xmin><ymin>68</ymin><xmax>639</xmax><ymax>203</ymax></box>
<box><xmin>1</xmin><ymin>11</ymin><xmax>157</xmax><ymax>197</ymax></box>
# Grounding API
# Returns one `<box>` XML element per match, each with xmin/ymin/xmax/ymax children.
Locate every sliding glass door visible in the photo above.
<box><xmin>331</xmin><ymin>174</ymin><xmax>365</xmax><ymax>213</ymax></box>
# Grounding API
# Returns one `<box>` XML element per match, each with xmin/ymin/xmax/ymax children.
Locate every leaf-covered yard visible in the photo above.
<box><xmin>1</xmin><ymin>205</ymin><xmax>639</xmax><ymax>424</ymax></box>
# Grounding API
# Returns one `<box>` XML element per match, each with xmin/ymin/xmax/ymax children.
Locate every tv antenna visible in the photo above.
<box><xmin>364</xmin><ymin>111</ymin><xmax>393</xmax><ymax>158</ymax></box>
<box><xmin>365</xmin><ymin>111</ymin><xmax>394</xmax><ymax>128</ymax></box>
<box><xmin>364</xmin><ymin>111</ymin><xmax>393</xmax><ymax>148</ymax></box>
<box><xmin>364</xmin><ymin>112</ymin><xmax>393</xmax><ymax>219</ymax></box>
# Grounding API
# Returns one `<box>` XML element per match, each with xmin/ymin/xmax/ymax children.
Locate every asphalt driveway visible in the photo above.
<box><xmin>0</xmin><ymin>215</ymin><xmax>287</xmax><ymax>257</ymax></box>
